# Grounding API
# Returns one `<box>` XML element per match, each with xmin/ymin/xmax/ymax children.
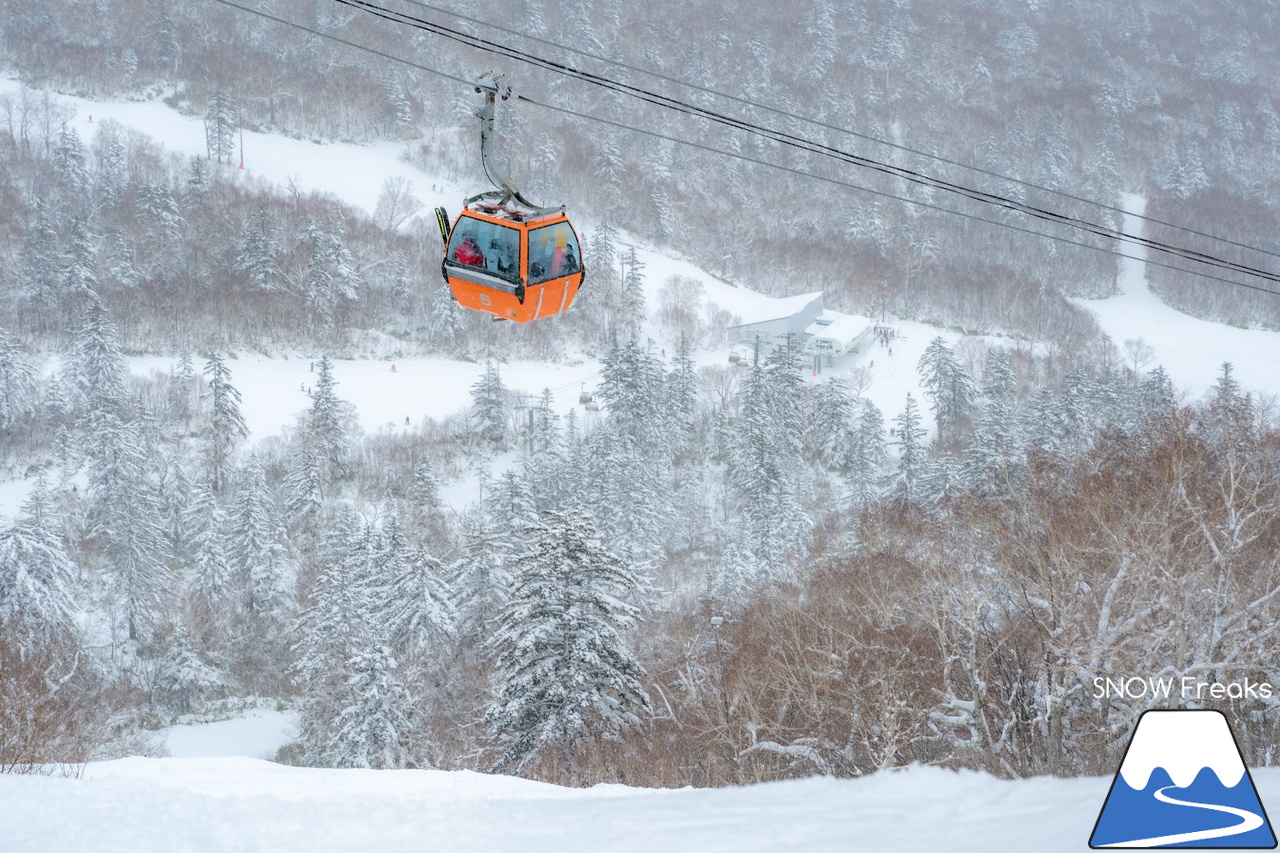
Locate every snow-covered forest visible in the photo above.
<box><xmin>1</xmin><ymin>0</ymin><xmax>1279</xmax><ymax>794</ymax></box>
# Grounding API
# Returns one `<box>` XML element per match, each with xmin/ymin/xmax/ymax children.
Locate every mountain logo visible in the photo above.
<box><xmin>1090</xmin><ymin>709</ymin><xmax>1277</xmax><ymax>848</ymax></box>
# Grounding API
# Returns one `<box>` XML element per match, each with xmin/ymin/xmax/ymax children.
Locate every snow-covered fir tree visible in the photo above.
<box><xmin>86</xmin><ymin>414</ymin><xmax>172</xmax><ymax>642</ymax></box>
<box><xmin>966</xmin><ymin>348</ymin><xmax>1025</xmax><ymax>495</ymax></box>
<box><xmin>916</xmin><ymin>336</ymin><xmax>976</xmax><ymax>445</ymax></box>
<box><xmin>185</xmin><ymin>478</ymin><xmax>232</xmax><ymax>613</ymax></box>
<box><xmin>0</xmin><ymin>325</ymin><xmax>39</xmax><ymax>431</ymax></box>
<box><xmin>136</xmin><ymin>183</ymin><xmax>182</xmax><ymax>245</ymax></box>
<box><xmin>235</xmin><ymin>205</ymin><xmax>283</xmax><ymax>293</ymax></box>
<box><xmin>470</xmin><ymin>362</ymin><xmax>508</xmax><ymax>447</ymax></box>
<box><xmin>486</xmin><ymin>504</ymin><xmax>650</xmax><ymax>774</ymax></box>
<box><xmin>846</xmin><ymin>398</ymin><xmax>887</xmax><ymax>504</ymax></box>
<box><xmin>0</xmin><ymin>477</ymin><xmax>80</xmax><ymax>653</ymax></box>
<box><xmin>61</xmin><ymin>217</ymin><xmax>98</xmax><ymax>297</ymax></box>
<box><xmin>450</xmin><ymin>510</ymin><xmax>510</xmax><ymax>641</ymax></box>
<box><xmin>96</xmin><ymin>134</ymin><xmax>129</xmax><ymax>208</ymax></box>
<box><xmin>294</xmin><ymin>536</ymin><xmax>371</xmax><ymax>764</ymax></box>
<box><xmin>667</xmin><ymin>335</ymin><xmax>700</xmax><ymax>455</ymax></box>
<box><xmin>486</xmin><ymin>469</ymin><xmax>539</xmax><ymax>559</ymax></box>
<box><xmin>301</xmin><ymin>214</ymin><xmax>359</xmax><ymax>329</ymax></box>
<box><xmin>727</xmin><ymin>341</ymin><xmax>811</xmax><ymax>578</ymax></box>
<box><xmin>154</xmin><ymin>627</ymin><xmax>221</xmax><ymax>714</ymax></box>
<box><xmin>806</xmin><ymin>376</ymin><xmax>857</xmax><ymax>469</ymax></box>
<box><xmin>205</xmin><ymin>89</ymin><xmax>237</xmax><ymax>164</ymax></box>
<box><xmin>330</xmin><ymin>644</ymin><xmax>415</xmax><ymax>769</ymax></box>
<box><xmin>619</xmin><ymin>248</ymin><xmax>647</xmax><ymax>332</ymax></box>
<box><xmin>283</xmin><ymin>438</ymin><xmax>325</xmax><ymax>527</ymax></box>
<box><xmin>226</xmin><ymin>455</ymin><xmax>286</xmax><ymax>616</ymax></box>
<box><xmin>204</xmin><ymin>353</ymin><xmax>248</xmax><ymax>494</ymax></box>
<box><xmin>19</xmin><ymin>203</ymin><xmax>61</xmax><ymax>307</ymax></box>
<box><xmin>306</xmin><ymin>356</ymin><xmax>353</xmax><ymax>483</ymax></box>
<box><xmin>891</xmin><ymin>393</ymin><xmax>928</xmax><ymax>504</ymax></box>
<box><xmin>52</xmin><ymin>125</ymin><xmax>89</xmax><ymax>201</ymax></box>
<box><xmin>68</xmin><ymin>293</ymin><xmax>128</xmax><ymax>418</ymax></box>
<box><xmin>379</xmin><ymin>506</ymin><xmax>455</xmax><ymax>655</ymax></box>
<box><xmin>597</xmin><ymin>336</ymin><xmax>666</xmax><ymax>449</ymax></box>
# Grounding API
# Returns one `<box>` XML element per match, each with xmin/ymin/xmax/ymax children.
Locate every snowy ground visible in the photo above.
<box><xmin>7</xmin><ymin>752</ymin><xmax>1280</xmax><ymax>852</ymax></box>
<box><xmin>0</xmin><ymin>754</ymin><xmax>1197</xmax><ymax>853</ymax></box>
<box><xmin>163</xmin><ymin>704</ymin><xmax>297</xmax><ymax>761</ymax></box>
<box><xmin>6</xmin><ymin>703</ymin><xmax>1280</xmax><ymax>851</ymax></box>
<box><xmin>1074</xmin><ymin>194</ymin><xmax>1280</xmax><ymax>401</ymax></box>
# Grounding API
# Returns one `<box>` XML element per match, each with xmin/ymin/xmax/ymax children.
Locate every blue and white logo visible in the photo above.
<box><xmin>1091</xmin><ymin>709</ymin><xmax>1276</xmax><ymax>848</ymax></box>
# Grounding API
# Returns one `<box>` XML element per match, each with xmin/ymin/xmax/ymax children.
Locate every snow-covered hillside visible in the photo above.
<box><xmin>5</xmin><ymin>77</ymin><xmax>1277</xmax><ymax>468</ymax></box>
<box><xmin>4</xmin><ymin>73</ymin><xmax>1280</xmax><ymax>853</ymax></box>
<box><xmin>5</xmin><ymin>78</ymin><xmax>1274</xmax><ymax>445</ymax></box>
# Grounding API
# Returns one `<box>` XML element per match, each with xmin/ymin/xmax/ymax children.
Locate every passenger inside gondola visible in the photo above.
<box><xmin>453</xmin><ymin>232</ymin><xmax>485</xmax><ymax>267</ymax></box>
<box><xmin>528</xmin><ymin>223</ymin><xmax>581</xmax><ymax>283</ymax></box>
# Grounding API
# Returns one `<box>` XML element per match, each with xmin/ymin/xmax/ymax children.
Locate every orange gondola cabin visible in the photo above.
<box><xmin>439</xmin><ymin>73</ymin><xmax>585</xmax><ymax>323</ymax></box>
<box><xmin>442</xmin><ymin>202</ymin><xmax>584</xmax><ymax>323</ymax></box>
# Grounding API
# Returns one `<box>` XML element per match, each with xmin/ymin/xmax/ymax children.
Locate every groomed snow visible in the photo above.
<box><xmin>1</xmin><ymin>756</ymin><xmax>1221</xmax><ymax>853</ymax></box>
<box><xmin>164</xmin><ymin>706</ymin><xmax>298</xmax><ymax>761</ymax></box>
<box><xmin>1076</xmin><ymin>194</ymin><xmax>1280</xmax><ymax>400</ymax></box>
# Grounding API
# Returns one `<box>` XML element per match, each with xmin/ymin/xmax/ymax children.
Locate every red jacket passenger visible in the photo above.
<box><xmin>454</xmin><ymin>236</ymin><xmax>485</xmax><ymax>267</ymax></box>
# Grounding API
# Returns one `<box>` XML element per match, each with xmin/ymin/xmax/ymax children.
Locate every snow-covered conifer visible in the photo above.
<box><xmin>891</xmin><ymin>393</ymin><xmax>928</xmax><ymax>504</ymax></box>
<box><xmin>667</xmin><ymin>336</ymin><xmax>699</xmax><ymax>453</ymax></box>
<box><xmin>53</xmin><ymin>125</ymin><xmax>89</xmax><ymax>199</ymax></box>
<box><xmin>0</xmin><ymin>325</ymin><xmax>39</xmax><ymax>431</ymax></box>
<box><xmin>204</xmin><ymin>353</ymin><xmax>248</xmax><ymax>494</ymax></box>
<box><xmin>167</xmin><ymin>351</ymin><xmax>198</xmax><ymax>424</ymax></box>
<box><xmin>235</xmin><ymin>205</ymin><xmax>283</xmax><ymax>293</ymax></box>
<box><xmin>227</xmin><ymin>456</ymin><xmax>286</xmax><ymax>616</ymax></box>
<box><xmin>916</xmin><ymin>337</ymin><xmax>976</xmax><ymax>444</ymax></box>
<box><xmin>427</xmin><ymin>285</ymin><xmax>466</xmax><ymax>344</ymax></box>
<box><xmin>451</xmin><ymin>511</ymin><xmax>510</xmax><ymax>641</ymax></box>
<box><xmin>96</xmin><ymin>134</ymin><xmax>129</xmax><ymax>208</ymax></box>
<box><xmin>155</xmin><ymin>627</ymin><xmax>221</xmax><ymax>714</ymax></box>
<box><xmin>294</xmin><ymin>543</ymin><xmax>371</xmax><ymax>763</ymax></box>
<box><xmin>966</xmin><ymin>348</ymin><xmax>1025</xmax><ymax>494</ymax></box>
<box><xmin>19</xmin><ymin>203</ymin><xmax>61</xmax><ymax>306</ymax></box>
<box><xmin>0</xmin><ymin>477</ymin><xmax>79</xmax><ymax>651</ymax></box>
<box><xmin>186</xmin><ymin>479</ymin><xmax>232</xmax><ymax>611</ymax></box>
<box><xmin>330</xmin><ymin>645</ymin><xmax>414</xmax><ymax>769</ymax></box>
<box><xmin>69</xmin><ymin>293</ymin><xmax>128</xmax><ymax>418</ymax></box>
<box><xmin>307</xmin><ymin>356</ymin><xmax>353</xmax><ymax>482</ymax></box>
<box><xmin>597</xmin><ymin>336</ymin><xmax>665</xmax><ymax>449</ymax></box>
<box><xmin>136</xmin><ymin>183</ymin><xmax>182</xmax><ymax>243</ymax></box>
<box><xmin>86</xmin><ymin>415</ymin><xmax>173</xmax><ymax>642</ymax></box>
<box><xmin>470</xmin><ymin>362</ymin><xmax>508</xmax><ymax>446</ymax></box>
<box><xmin>486</xmin><ymin>504</ymin><xmax>650</xmax><ymax>774</ymax></box>
<box><xmin>727</xmin><ymin>343</ymin><xmax>810</xmax><ymax>577</ymax></box>
<box><xmin>378</xmin><ymin>506</ymin><xmax>455</xmax><ymax>654</ymax></box>
<box><xmin>283</xmin><ymin>438</ymin><xmax>325</xmax><ymax>526</ymax></box>
<box><xmin>186</xmin><ymin>154</ymin><xmax>210</xmax><ymax>200</ymax></box>
<box><xmin>806</xmin><ymin>377</ymin><xmax>856</xmax><ymax>469</ymax></box>
<box><xmin>620</xmin><ymin>247</ymin><xmax>647</xmax><ymax>329</ymax></box>
<box><xmin>205</xmin><ymin>90</ymin><xmax>237</xmax><ymax>164</ymax></box>
<box><xmin>847</xmin><ymin>398</ymin><xmax>887</xmax><ymax>503</ymax></box>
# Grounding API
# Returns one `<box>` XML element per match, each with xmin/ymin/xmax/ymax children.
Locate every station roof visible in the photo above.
<box><xmin>805</xmin><ymin>312</ymin><xmax>873</xmax><ymax>345</ymax></box>
<box><xmin>730</xmin><ymin>291</ymin><xmax>824</xmax><ymax>327</ymax></box>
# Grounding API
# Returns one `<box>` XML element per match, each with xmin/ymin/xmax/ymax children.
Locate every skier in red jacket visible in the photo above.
<box><xmin>454</xmin><ymin>234</ymin><xmax>485</xmax><ymax>267</ymax></box>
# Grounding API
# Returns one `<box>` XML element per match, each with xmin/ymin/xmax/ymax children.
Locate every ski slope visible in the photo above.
<box><xmin>1076</xmin><ymin>195</ymin><xmax>1280</xmax><ymax>399</ymax></box>
<box><xmin>6</xmin><ymin>704</ymin><xmax>1277</xmax><ymax>852</ymax></box>
<box><xmin>0</xmin><ymin>754</ymin><xmax>1227</xmax><ymax>853</ymax></box>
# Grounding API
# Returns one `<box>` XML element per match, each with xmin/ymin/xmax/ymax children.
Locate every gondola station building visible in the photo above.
<box><xmin>729</xmin><ymin>291</ymin><xmax>874</xmax><ymax>370</ymax></box>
